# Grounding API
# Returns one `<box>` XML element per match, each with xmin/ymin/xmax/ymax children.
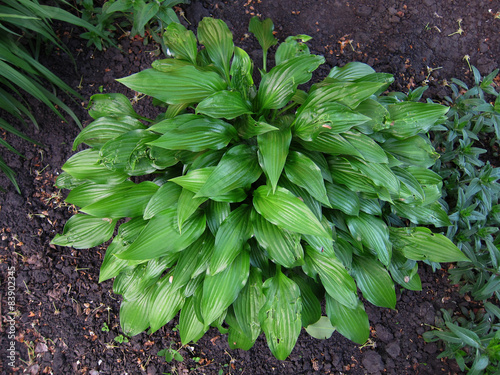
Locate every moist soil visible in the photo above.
<box><xmin>1</xmin><ymin>1</ymin><xmax>499</xmax><ymax>374</ymax></box>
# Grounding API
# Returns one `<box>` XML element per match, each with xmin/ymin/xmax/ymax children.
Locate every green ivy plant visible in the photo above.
<box><xmin>52</xmin><ymin>17</ymin><xmax>468</xmax><ymax>360</ymax></box>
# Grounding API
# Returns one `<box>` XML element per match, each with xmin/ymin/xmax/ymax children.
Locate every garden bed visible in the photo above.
<box><xmin>0</xmin><ymin>0</ymin><xmax>498</xmax><ymax>374</ymax></box>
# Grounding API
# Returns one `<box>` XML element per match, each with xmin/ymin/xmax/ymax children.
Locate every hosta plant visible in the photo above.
<box><xmin>52</xmin><ymin>17</ymin><xmax>468</xmax><ymax>359</ymax></box>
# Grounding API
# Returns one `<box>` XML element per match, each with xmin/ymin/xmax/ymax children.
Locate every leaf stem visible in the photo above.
<box><xmin>263</xmin><ymin>49</ymin><xmax>268</xmax><ymax>72</ymax></box>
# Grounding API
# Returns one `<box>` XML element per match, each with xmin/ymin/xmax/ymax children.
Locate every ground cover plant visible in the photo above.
<box><xmin>49</xmin><ymin>17</ymin><xmax>472</xmax><ymax>361</ymax></box>
<box><xmin>422</xmin><ymin>69</ymin><xmax>500</xmax><ymax>374</ymax></box>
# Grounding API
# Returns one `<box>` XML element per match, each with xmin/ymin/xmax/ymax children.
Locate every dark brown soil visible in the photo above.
<box><xmin>1</xmin><ymin>1</ymin><xmax>498</xmax><ymax>374</ymax></box>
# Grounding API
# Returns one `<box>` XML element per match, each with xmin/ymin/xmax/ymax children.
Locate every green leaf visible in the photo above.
<box><xmin>248</xmin><ymin>16</ymin><xmax>277</xmax><ymax>55</ymax></box>
<box><xmin>113</xmin><ymin>257</ymin><xmax>172</xmax><ymax>300</ymax></box>
<box><xmin>170</xmin><ymin>234</ymin><xmax>207</xmax><ymax>290</ymax></box>
<box><xmin>253</xmin><ymin>185</ymin><xmax>330</xmax><ymax>238</ymax></box>
<box><xmin>392</xmin><ymin>167</ymin><xmax>426</xmax><ymax>204</ymax></box>
<box><xmin>196</xmin><ymin>90</ymin><xmax>252</xmax><ymax>119</ymax></box>
<box><xmin>382</xmin><ymin>135</ymin><xmax>439</xmax><ymax>168</ymax></box>
<box><xmin>290</xmin><ymin>274</ymin><xmax>322</xmax><ymax>327</ymax></box>
<box><xmin>342</xmin><ymin>131</ymin><xmax>388</xmax><ymax>163</ymax></box>
<box><xmin>99</xmin><ymin>129</ymin><xmax>158</xmax><ymax>176</ymax></box>
<box><xmin>180</xmin><ymin>296</ymin><xmax>207</xmax><ymax>344</ymax></box>
<box><xmin>387</xmin><ymin>253</ymin><xmax>422</xmax><ymax>291</ymax></box>
<box><xmin>80</xmin><ymin>181</ymin><xmax>158</xmax><ymax>218</ymax></box>
<box><xmin>275</xmin><ymin>35</ymin><xmax>312</xmax><ymax>65</ymax></box>
<box><xmin>169</xmin><ymin>167</ymin><xmax>215</xmax><ymax>193</ymax></box>
<box><xmin>99</xmin><ymin>218</ymin><xmax>150</xmax><ymax>282</ymax></box>
<box><xmin>62</xmin><ymin>149</ymin><xmax>128</xmax><ymax>185</ymax></box>
<box><xmin>196</xmin><ymin>144</ymin><xmax>261</xmax><ymax>198</ymax></box>
<box><xmin>233</xmin><ymin>268</ymin><xmax>266</xmax><ymax>343</ymax></box>
<box><xmin>328</xmin><ymin>157</ymin><xmax>379</xmax><ymax>196</ymax></box>
<box><xmin>252</xmin><ymin>211</ymin><xmax>304</xmax><ymax>268</ymax></box>
<box><xmin>298</xmin><ymin>149</ymin><xmax>333</xmax><ymax>183</ymax></box>
<box><xmin>302</xmin><ymin>222</ymin><xmax>336</xmax><ymax>258</ymax></box>
<box><xmin>191</xmin><ymin>149</ymin><xmax>225</xmax><ymax>169</ymax></box>
<box><xmin>198</xmin><ymin>18</ymin><xmax>234</xmax><ymax>79</ymax></box>
<box><xmin>87</xmin><ymin>93</ymin><xmax>141</xmax><ymax>120</ymax></box>
<box><xmin>325</xmin><ymin>182</ymin><xmax>360</xmax><ymax>216</ymax></box>
<box><xmin>257</xmin><ymin>127</ymin><xmax>292</xmax><ymax>192</ymax></box>
<box><xmin>305</xmin><ymin>316</ymin><xmax>335</xmax><ymax>340</ymax></box>
<box><xmin>248</xmin><ymin>17</ymin><xmax>277</xmax><ymax>70</ymax></box>
<box><xmin>352</xmin><ymin>257</ymin><xmax>396</xmax><ymax>309</ymax></box>
<box><xmin>131</xmin><ymin>1</ymin><xmax>158</xmax><ymax>36</ymax></box>
<box><xmin>328</xmin><ymin>62</ymin><xmax>376</xmax><ymax>81</ymax></box>
<box><xmin>163</xmin><ymin>22</ymin><xmax>198</xmax><ymax>64</ymax></box>
<box><xmin>120</xmin><ymin>293</ymin><xmax>150</xmax><ymax>336</ymax></box>
<box><xmin>176</xmin><ymin>189</ymin><xmax>207</xmax><ymax>232</ymax></box>
<box><xmin>390</xmin><ymin>227</ymin><xmax>470</xmax><ymax>263</ymax></box>
<box><xmin>346</xmin><ymin>213</ymin><xmax>392</xmax><ymax>266</ymax></box>
<box><xmin>394</xmin><ymin>201</ymin><xmax>451</xmax><ymax>227</ymax></box>
<box><xmin>149</xmin><ymin>274</ymin><xmax>185</xmax><ymax>333</ymax></box>
<box><xmin>148</xmin><ymin>113</ymin><xmax>198</xmax><ymax>133</ymax></box>
<box><xmin>149</xmin><ymin>116</ymin><xmax>237</xmax><ymax>151</ymax></box>
<box><xmin>116</xmin><ymin>208</ymin><xmax>206</xmax><ymax>260</ymax></box>
<box><xmin>325</xmin><ymin>295</ymin><xmax>369</xmax><ymax>344</ymax></box>
<box><xmin>230</xmin><ymin>47</ymin><xmax>254</xmax><ymax>95</ymax></box>
<box><xmin>469</xmin><ymin>354</ymin><xmax>489</xmax><ymax>375</ymax></box>
<box><xmin>294</xmin><ymin>102</ymin><xmax>370</xmax><ymax>141</ymax></box>
<box><xmin>99</xmin><ymin>238</ymin><xmax>130</xmax><ymax>283</ymax></box>
<box><xmin>182</xmin><ymin>274</ymin><xmax>203</xmax><ymax>299</ymax></box>
<box><xmin>237</xmin><ymin>117</ymin><xmax>278</xmax><ymax>139</ymax></box>
<box><xmin>325</xmin><ymin>68</ymin><xmax>394</xmax><ymax>89</ymax></box>
<box><xmin>152</xmin><ymin>58</ymin><xmax>192</xmax><ymax>72</ymax></box>
<box><xmin>143</xmin><ymin>182</ymin><xmax>182</xmax><ymax>220</ymax></box>
<box><xmin>306</xmin><ymin>247</ymin><xmax>358</xmax><ymax>308</ymax></box>
<box><xmin>227</xmin><ymin>307</ymin><xmax>256</xmax><ymax>350</ymax></box>
<box><xmin>285</xmin><ymin>151</ymin><xmax>330</xmax><ymax>206</ymax></box>
<box><xmin>73</xmin><ymin>116</ymin><xmax>146</xmax><ymax>150</ymax></box>
<box><xmin>201</xmin><ymin>251</ymin><xmax>250</xmax><ymax>326</ymax></box>
<box><xmin>302</xmin><ymin>81</ymin><xmax>386</xmax><ymax>110</ymax></box>
<box><xmin>302</xmin><ymin>132</ymin><xmax>363</xmax><ymax>158</ymax></box>
<box><xmin>209</xmin><ymin>205</ymin><xmax>252</xmax><ymax>274</ymax></box>
<box><xmin>259</xmin><ymin>269</ymin><xmax>302</xmax><ymax>360</ymax></box>
<box><xmin>206</xmin><ymin>200</ymin><xmax>230</xmax><ymax>235</ymax></box>
<box><xmin>445</xmin><ymin>322</ymin><xmax>481</xmax><ymax>349</ymax></box>
<box><xmin>358</xmin><ymin>199</ymin><xmax>384</xmax><ymax>216</ymax></box>
<box><xmin>117</xmin><ymin>67</ymin><xmax>227</xmax><ymax>105</ymax></box>
<box><xmin>385</xmin><ymin>102</ymin><xmax>449</xmax><ymax>138</ymax></box>
<box><xmin>51</xmin><ymin>214</ymin><xmax>116</xmax><ymax>249</ymax></box>
<box><xmin>65</xmin><ymin>180</ymin><xmax>134</xmax><ymax>208</ymax></box>
<box><xmin>257</xmin><ymin>55</ymin><xmax>325</xmax><ymax>110</ymax></box>
<box><xmin>347</xmin><ymin>157</ymin><xmax>399</xmax><ymax>194</ymax></box>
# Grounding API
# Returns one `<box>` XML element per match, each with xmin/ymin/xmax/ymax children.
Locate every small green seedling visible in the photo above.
<box><xmin>114</xmin><ymin>334</ymin><xmax>129</xmax><ymax>344</ymax></box>
<box><xmin>158</xmin><ymin>342</ymin><xmax>184</xmax><ymax>362</ymax></box>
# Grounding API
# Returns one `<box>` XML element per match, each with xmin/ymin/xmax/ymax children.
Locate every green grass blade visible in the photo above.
<box><xmin>0</xmin><ymin>155</ymin><xmax>20</xmax><ymax>193</ymax></box>
<box><xmin>0</xmin><ymin>118</ymin><xmax>42</xmax><ymax>145</ymax></box>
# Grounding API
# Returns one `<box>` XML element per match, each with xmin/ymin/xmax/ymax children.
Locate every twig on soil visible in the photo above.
<box><xmin>23</xmin><ymin>280</ymin><xmax>31</xmax><ymax>295</ymax></box>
